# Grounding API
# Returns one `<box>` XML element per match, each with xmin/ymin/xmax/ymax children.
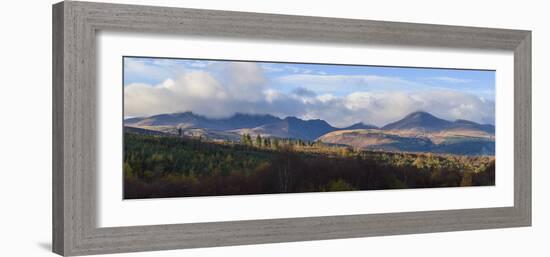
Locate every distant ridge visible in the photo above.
<box><xmin>125</xmin><ymin>112</ymin><xmax>281</xmax><ymax>130</ymax></box>
<box><xmin>451</xmin><ymin>119</ymin><xmax>495</xmax><ymax>134</ymax></box>
<box><xmin>318</xmin><ymin>111</ymin><xmax>495</xmax><ymax>156</ymax></box>
<box><xmin>125</xmin><ymin>111</ymin><xmax>494</xmax><ymax>135</ymax></box>
<box><xmin>125</xmin><ymin>111</ymin><xmax>495</xmax><ymax>155</ymax></box>
<box><xmin>125</xmin><ymin>112</ymin><xmax>340</xmax><ymax>140</ymax></box>
<box><xmin>382</xmin><ymin>111</ymin><xmax>452</xmax><ymax>131</ymax></box>
<box><xmin>342</xmin><ymin>122</ymin><xmax>378</xmax><ymax>130</ymax></box>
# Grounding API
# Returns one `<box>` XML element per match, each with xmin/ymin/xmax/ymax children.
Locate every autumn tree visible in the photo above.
<box><xmin>272</xmin><ymin>138</ymin><xmax>280</xmax><ymax>149</ymax></box>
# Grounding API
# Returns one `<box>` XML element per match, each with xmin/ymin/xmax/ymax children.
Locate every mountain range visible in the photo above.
<box><xmin>124</xmin><ymin>111</ymin><xmax>495</xmax><ymax>155</ymax></box>
<box><xmin>125</xmin><ymin>111</ymin><xmax>348</xmax><ymax>140</ymax></box>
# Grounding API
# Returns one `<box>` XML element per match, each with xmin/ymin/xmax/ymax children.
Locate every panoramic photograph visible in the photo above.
<box><xmin>123</xmin><ymin>56</ymin><xmax>496</xmax><ymax>199</ymax></box>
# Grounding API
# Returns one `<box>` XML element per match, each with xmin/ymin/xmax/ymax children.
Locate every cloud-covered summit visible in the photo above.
<box><xmin>124</xmin><ymin>57</ymin><xmax>495</xmax><ymax>127</ymax></box>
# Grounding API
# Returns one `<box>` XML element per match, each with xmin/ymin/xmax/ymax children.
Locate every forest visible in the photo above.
<box><xmin>123</xmin><ymin>132</ymin><xmax>495</xmax><ymax>199</ymax></box>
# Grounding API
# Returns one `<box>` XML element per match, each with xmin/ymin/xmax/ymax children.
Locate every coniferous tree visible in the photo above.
<box><xmin>256</xmin><ymin>134</ymin><xmax>262</xmax><ymax>147</ymax></box>
<box><xmin>241</xmin><ymin>133</ymin><xmax>248</xmax><ymax>145</ymax></box>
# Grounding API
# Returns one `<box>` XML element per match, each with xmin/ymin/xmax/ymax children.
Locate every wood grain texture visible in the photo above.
<box><xmin>52</xmin><ymin>2</ymin><xmax>65</xmax><ymax>255</ymax></box>
<box><xmin>514</xmin><ymin>32</ymin><xmax>532</xmax><ymax>224</ymax></box>
<box><xmin>52</xmin><ymin>1</ymin><xmax>532</xmax><ymax>256</ymax></box>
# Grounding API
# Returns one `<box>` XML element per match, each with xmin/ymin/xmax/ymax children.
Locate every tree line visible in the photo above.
<box><xmin>124</xmin><ymin>132</ymin><xmax>495</xmax><ymax>199</ymax></box>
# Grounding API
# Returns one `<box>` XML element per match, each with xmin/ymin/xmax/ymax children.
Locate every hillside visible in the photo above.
<box><xmin>318</xmin><ymin>128</ymin><xmax>495</xmax><ymax>155</ymax></box>
<box><xmin>125</xmin><ymin>112</ymin><xmax>341</xmax><ymax>141</ymax></box>
<box><xmin>382</xmin><ymin>111</ymin><xmax>452</xmax><ymax>131</ymax></box>
<box><xmin>125</xmin><ymin>112</ymin><xmax>281</xmax><ymax>130</ymax></box>
<box><xmin>124</xmin><ymin>132</ymin><xmax>495</xmax><ymax>199</ymax></box>
<box><xmin>125</xmin><ymin>111</ymin><xmax>495</xmax><ymax>155</ymax></box>
<box><xmin>232</xmin><ymin>117</ymin><xmax>337</xmax><ymax>140</ymax></box>
<box><xmin>342</xmin><ymin>122</ymin><xmax>379</xmax><ymax>130</ymax></box>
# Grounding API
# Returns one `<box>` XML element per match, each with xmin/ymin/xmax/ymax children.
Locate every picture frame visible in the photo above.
<box><xmin>52</xmin><ymin>1</ymin><xmax>531</xmax><ymax>256</ymax></box>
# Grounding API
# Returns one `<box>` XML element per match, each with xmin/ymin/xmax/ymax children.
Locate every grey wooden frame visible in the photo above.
<box><xmin>52</xmin><ymin>1</ymin><xmax>531</xmax><ymax>256</ymax></box>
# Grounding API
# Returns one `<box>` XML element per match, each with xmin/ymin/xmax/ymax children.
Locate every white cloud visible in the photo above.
<box><xmin>339</xmin><ymin>90</ymin><xmax>494</xmax><ymax>126</ymax></box>
<box><xmin>279</xmin><ymin>74</ymin><xmax>408</xmax><ymax>85</ymax></box>
<box><xmin>175</xmin><ymin>71</ymin><xmax>226</xmax><ymax>99</ymax></box>
<box><xmin>276</xmin><ymin>74</ymin><xmax>424</xmax><ymax>95</ymax></box>
<box><xmin>225</xmin><ymin>62</ymin><xmax>267</xmax><ymax>101</ymax></box>
<box><xmin>427</xmin><ymin>76</ymin><xmax>473</xmax><ymax>83</ymax></box>
<box><xmin>125</xmin><ymin>62</ymin><xmax>276</xmax><ymax>118</ymax></box>
<box><xmin>125</xmin><ymin>63</ymin><xmax>495</xmax><ymax>127</ymax></box>
<box><xmin>316</xmin><ymin>94</ymin><xmax>336</xmax><ymax>103</ymax></box>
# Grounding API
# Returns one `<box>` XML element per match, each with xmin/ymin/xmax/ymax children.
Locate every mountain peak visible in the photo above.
<box><xmin>284</xmin><ymin>116</ymin><xmax>301</xmax><ymax>121</ymax></box>
<box><xmin>343</xmin><ymin>122</ymin><xmax>378</xmax><ymax>130</ymax></box>
<box><xmin>284</xmin><ymin>116</ymin><xmax>328</xmax><ymax>124</ymax></box>
<box><xmin>403</xmin><ymin>111</ymin><xmax>436</xmax><ymax>119</ymax></box>
<box><xmin>382</xmin><ymin>111</ymin><xmax>451</xmax><ymax>131</ymax></box>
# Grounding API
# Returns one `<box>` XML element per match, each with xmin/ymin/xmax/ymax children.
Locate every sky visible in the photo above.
<box><xmin>123</xmin><ymin>57</ymin><xmax>495</xmax><ymax>127</ymax></box>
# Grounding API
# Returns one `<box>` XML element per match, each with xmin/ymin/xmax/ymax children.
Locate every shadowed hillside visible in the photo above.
<box><xmin>125</xmin><ymin>111</ymin><xmax>495</xmax><ymax>156</ymax></box>
<box><xmin>124</xmin><ymin>132</ymin><xmax>495</xmax><ymax>199</ymax></box>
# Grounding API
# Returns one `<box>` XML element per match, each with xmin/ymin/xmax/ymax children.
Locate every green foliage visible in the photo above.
<box><xmin>124</xmin><ymin>133</ymin><xmax>269</xmax><ymax>179</ymax></box>
<box><xmin>326</xmin><ymin>179</ymin><xmax>356</xmax><ymax>191</ymax></box>
<box><xmin>240</xmin><ymin>133</ymin><xmax>253</xmax><ymax>146</ymax></box>
<box><xmin>124</xmin><ymin>132</ymin><xmax>495</xmax><ymax>199</ymax></box>
<box><xmin>123</xmin><ymin>162</ymin><xmax>134</xmax><ymax>178</ymax></box>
